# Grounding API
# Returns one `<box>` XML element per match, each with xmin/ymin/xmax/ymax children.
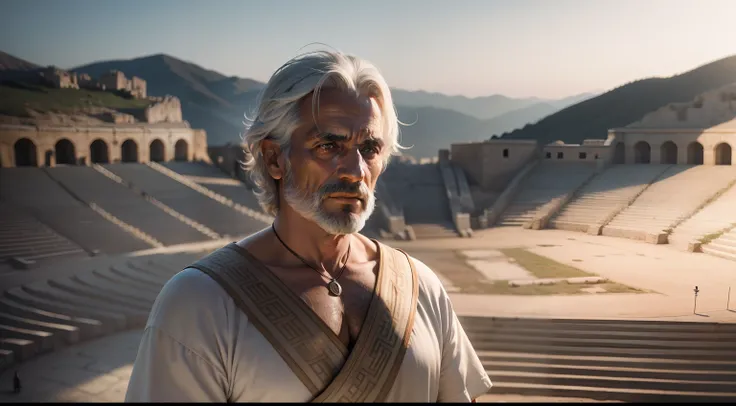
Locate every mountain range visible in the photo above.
<box><xmin>3</xmin><ymin>49</ymin><xmax>736</xmax><ymax>158</ymax></box>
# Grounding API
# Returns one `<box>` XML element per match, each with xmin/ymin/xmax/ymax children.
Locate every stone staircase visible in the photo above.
<box><xmin>702</xmin><ymin>227</ymin><xmax>736</xmax><ymax>262</ymax></box>
<box><xmin>549</xmin><ymin>165</ymin><xmax>671</xmax><ymax>232</ymax></box>
<box><xmin>603</xmin><ymin>165</ymin><xmax>736</xmax><ymax>242</ymax></box>
<box><xmin>462</xmin><ymin>316</ymin><xmax>736</xmax><ymax>402</ymax></box>
<box><xmin>0</xmin><ymin>201</ymin><xmax>86</xmax><ymax>267</ymax></box>
<box><xmin>669</xmin><ymin>175</ymin><xmax>736</xmax><ymax>252</ymax></box>
<box><xmin>497</xmin><ymin>162</ymin><xmax>597</xmax><ymax>227</ymax></box>
<box><xmin>0</xmin><ymin>253</ymin><xmax>199</xmax><ymax>373</ymax></box>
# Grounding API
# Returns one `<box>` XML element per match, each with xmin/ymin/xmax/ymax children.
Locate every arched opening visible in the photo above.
<box><xmin>613</xmin><ymin>142</ymin><xmax>625</xmax><ymax>164</ymax></box>
<box><xmin>149</xmin><ymin>139</ymin><xmax>165</xmax><ymax>162</ymax></box>
<box><xmin>502</xmin><ymin>148</ymin><xmax>509</xmax><ymax>158</ymax></box>
<box><xmin>14</xmin><ymin>138</ymin><xmax>37</xmax><ymax>167</ymax></box>
<box><xmin>660</xmin><ymin>141</ymin><xmax>678</xmax><ymax>164</ymax></box>
<box><xmin>121</xmin><ymin>139</ymin><xmax>138</xmax><ymax>163</ymax></box>
<box><xmin>687</xmin><ymin>142</ymin><xmax>704</xmax><ymax>165</ymax></box>
<box><xmin>54</xmin><ymin>139</ymin><xmax>76</xmax><ymax>165</ymax></box>
<box><xmin>89</xmin><ymin>139</ymin><xmax>109</xmax><ymax>164</ymax></box>
<box><xmin>715</xmin><ymin>143</ymin><xmax>732</xmax><ymax>165</ymax></box>
<box><xmin>174</xmin><ymin>139</ymin><xmax>188</xmax><ymax>161</ymax></box>
<box><xmin>634</xmin><ymin>141</ymin><xmax>651</xmax><ymax>164</ymax></box>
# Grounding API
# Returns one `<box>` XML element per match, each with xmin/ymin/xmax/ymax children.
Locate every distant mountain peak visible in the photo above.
<box><xmin>0</xmin><ymin>50</ymin><xmax>40</xmax><ymax>71</ymax></box>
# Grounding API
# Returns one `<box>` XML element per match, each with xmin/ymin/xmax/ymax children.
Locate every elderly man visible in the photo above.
<box><xmin>125</xmin><ymin>49</ymin><xmax>492</xmax><ymax>402</ymax></box>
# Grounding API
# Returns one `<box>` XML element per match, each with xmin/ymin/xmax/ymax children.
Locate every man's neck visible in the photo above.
<box><xmin>272</xmin><ymin>208</ymin><xmax>352</xmax><ymax>274</ymax></box>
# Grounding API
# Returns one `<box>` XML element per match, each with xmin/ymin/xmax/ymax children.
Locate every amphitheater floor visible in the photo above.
<box><xmin>3</xmin><ymin>226</ymin><xmax>736</xmax><ymax>402</ymax></box>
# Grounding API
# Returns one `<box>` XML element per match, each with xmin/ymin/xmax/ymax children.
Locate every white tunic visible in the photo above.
<box><xmin>125</xmin><ymin>255</ymin><xmax>492</xmax><ymax>402</ymax></box>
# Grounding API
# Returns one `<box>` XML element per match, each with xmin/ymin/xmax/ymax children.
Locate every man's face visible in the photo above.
<box><xmin>280</xmin><ymin>88</ymin><xmax>385</xmax><ymax>235</ymax></box>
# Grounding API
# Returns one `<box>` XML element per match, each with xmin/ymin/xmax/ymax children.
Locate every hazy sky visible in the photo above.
<box><xmin>2</xmin><ymin>0</ymin><xmax>735</xmax><ymax>99</ymax></box>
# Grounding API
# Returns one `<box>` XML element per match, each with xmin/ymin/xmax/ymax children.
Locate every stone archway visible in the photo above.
<box><xmin>174</xmin><ymin>139</ymin><xmax>188</xmax><ymax>161</ymax></box>
<box><xmin>90</xmin><ymin>139</ymin><xmax>109</xmax><ymax>164</ymax></box>
<box><xmin>660</xmin><ymin>141</ymin><xmax>678</xmax><ymax>164</ymax></box>
<box><xmin>715</xmin><ymin>143</ymin><xmax>732</xmax><ymax>165</ymax></box>
<box><xmin>121</xmin><ymin>139</ymin><xmax>139</xmax><ymax>163</ymax></box>
<box><xmin>687</xmin><ymin>142</ymin><xmax>704</xmax><ymax>165</ymax></box>
<box><xmin>54</xmin><ymin>139</ymin><xmax>76</xmax><ymax>165</ymax></box>
<box><xmin>634</xmin><ymin>141</ymin><xmax>651</xmax><ymax>164</ymax></box>
<box><xmin>14</xmin><ymin>138</ymin><xmax>37</xmax><ymax>167</ymax></box>
<box><xmin>613</xmin><ymin>142</ymin><xmax>625</xmax><ymax>164</ymax></box>
<box><xmin>149</xmin><ymin>139</ymin><xmax>165</xmax><ymax>162</ymax></box>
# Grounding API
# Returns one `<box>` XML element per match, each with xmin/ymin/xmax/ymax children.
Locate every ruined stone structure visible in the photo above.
<box><xmin>98</xmin><ymin>70</ymin><xmax>147</xmax><ymax>99</ymax></box>
<box><xmin>39</xmin><ymin>66</ymin><xmax>79</xmax><ymax>89</ymax></box>
<box><xmin>144</xmin><ymin>96</ymin><xmax>182</xmax><ymax>123</ymax></box>
<box><xmin>0</xmin><ymin>124</ymin><xmax>209</xmax><ymax>168</ymax></box>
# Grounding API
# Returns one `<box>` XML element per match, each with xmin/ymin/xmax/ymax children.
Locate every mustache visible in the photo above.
<box><xmin>318</xmin><ymin>181</ymin><xmax>372</xmax><ymax>200</ymax></box>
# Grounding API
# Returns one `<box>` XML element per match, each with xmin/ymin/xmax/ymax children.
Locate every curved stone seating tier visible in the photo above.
<box><xmin>462</xmin><ymin>316</ymin><xmax>736</xmax><ymax>402</ymax></box>
<box><xmin>0</xmin><ymin>252</ymin><xmax>200</xmax><ymax>373</ymax></box>
<box><xmin>382</xmin><ymin>163</ymin><xmax>457</xmax><ymax>238</ymax></box>
<box><xmin>602</xmin><ymin>165</ymin><xmax>736</xmax><ymax>241</ymax></box>
<box><xmin>160</xmin><ymin>162</ymin><xmax>266</xmax><ymax>217</ymax></box>
<box><xmin>669</xmin><ymin>175</ymin><xmax>736</xmax><ymax>252</ymax></box>
<box><xmin>498</xmin><ymin>162</ymin><xmax>598</xmax><ymax>227</ymax></box>
<box><xmin>45</xmin><ymin>166</ymin><xmax>213</xmax><ymax>246</ymax></box>
<box><xmin>0</xmin><ymin>168</ymin><xmax>152</xmax><ymax>255</ymax></box>
<box><xmin>104</xmin><ymin>164</ymin><xmax>265</xmax><ymax>238</ymax></box>
<box><xmin>549</xmin><ymin>165</ymin><xmax>671</xmax><ymax>232</ymax></box>
<box><xmin>0</xmin><ymin>202</ymin><xmax>86</xmax><ymax>264</ymax></box>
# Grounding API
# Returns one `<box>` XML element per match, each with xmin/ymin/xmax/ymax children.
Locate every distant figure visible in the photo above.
<box><xmin>13</xmin><ymin>371</ymin><xmax>21</xmax><ymax>394</ymax></box>
<box><xmin>124</xmin><ymin>48</ymin><xmax>492</xmax><ymax>402</ymax></box>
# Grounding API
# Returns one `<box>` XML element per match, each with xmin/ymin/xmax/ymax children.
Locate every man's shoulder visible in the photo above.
<box><xmin>378</xmin><ymin>242</ymin><xmax>446</xmax><ymax>294</ymax></box>
<box><xmin>148</xmin><ymin>266</ymin><xmax>235</xmax><ymax>333</ymax></box>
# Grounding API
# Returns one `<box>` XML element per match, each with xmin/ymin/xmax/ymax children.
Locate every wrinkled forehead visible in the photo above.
<box><xmin>298</xmin><ymin>88</ymin><xmax>383</xmax><ymax>138</ymax></box>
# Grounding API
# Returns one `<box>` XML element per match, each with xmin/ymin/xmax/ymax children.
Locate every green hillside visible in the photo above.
<box><xmin>0</xmin><ymin>82</ymin><xmax>151</xmax><ymax>117</ymax></box>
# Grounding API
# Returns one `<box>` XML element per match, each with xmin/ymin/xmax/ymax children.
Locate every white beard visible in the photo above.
<box><xmin>282</xmin><ymin>168</ymin><xmax>375</xmax><ymax>235</ymax></box>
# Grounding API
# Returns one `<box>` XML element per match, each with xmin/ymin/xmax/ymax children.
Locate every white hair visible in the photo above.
<box><xmin>241</xmin><ymin>49</ymin><xmax>403</xmax><ymax>217</ymax></box>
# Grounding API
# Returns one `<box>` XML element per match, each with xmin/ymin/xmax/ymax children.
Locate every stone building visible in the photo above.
<box><xmin>40</xmin><ymin>66</ymin><xmax>79</xmax><ymax>89</ymax></box>
<box><xmin>98</xmin><ymin>70</ymin><xmax>147</xmax><ymax>98</ymax></box>
<box><xmin>0</xmin><ymin>123</ymin><xmax>209</xmax><ymax>168</ymax></box>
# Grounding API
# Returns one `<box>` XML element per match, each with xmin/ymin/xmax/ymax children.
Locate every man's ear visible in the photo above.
<box><xmin>262</xmin><ymin>139</ymin><xmax>284</xmax><ymax>180</ymax></box>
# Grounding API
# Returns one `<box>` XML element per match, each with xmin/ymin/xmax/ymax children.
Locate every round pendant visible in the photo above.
<box><xmin>328</xmin><ymin>279</ymin><xmax>343</xmax><ymax>296</ymax></box>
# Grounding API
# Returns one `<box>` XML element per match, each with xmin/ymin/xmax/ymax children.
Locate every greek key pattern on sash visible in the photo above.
<box><xmin>191</xmin><ymin>246</ymin><xmax>347</xmax><ymax>395</ymax></box>
<box><xmin>315</xmin><ymin>245</ymin><xmax>415</xmax><ymax>403</ymax></box>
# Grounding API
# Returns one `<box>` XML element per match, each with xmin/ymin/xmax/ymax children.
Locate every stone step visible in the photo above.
<box><xmin>702</xmin><ymin>246</ymin><xmax>736</xmax><ymax>262</ymax></box>
<box><xmin>73</xmin><ymin>272</ymin><xmax>159</xmax><ymax>303</ymax></box>
<box><xmin>465</xmin><ymin>322</ymin><xmax>736</xmax><ymax>336</ymax></box>
<box><xmin>486</xmin><ymin>370</ymin><xmax>736</xmax><ymax>397</ymax></box>
<box><xmin>476</xmin><ymin>350</ymin><xmax>736</xmax><ymax>372</ymax></box>
<box><xmin>21</xmin><ymin>283</ymin><xmax>149</xmax><ymax>326</ymax></box>
<box><xmin>4</xmin><ymin>288</ymin><xmax>127</xmax><ymax>332</ymax></box>
<box><xmin>486</xmin><ymin>380</ymin><xmax>736</xmax><ymax>402</ymax></box>
<box><xmin>485</xmin><ymin>359</ymin><xmax>736</xmax><ymax>381</ymax></box>
<box><xmin>0</xmin><ymin>349</ymin><xmax>14</xmax><ymax>373</ymax></box>
<box><xmin>0</xmin><ymin>312</ymin><xmax>79</xmax><ymax>345</ymax></box>
<box><xmin>91</xmin><ymin>269</ymin><xmax>162</xmax><ymax>295</ymax></box>
<box><xmin>109</xmin><ymin>264</ymin><xmax>167</xmax><ymax>287</ymax></box>
<box><xmin>0</xmin><ymin>338</ymin><xmax>41</xmax><ymax>363</ymax></box>
<box><xmin>0</xmin><ymin>324</ymin><xmax>58</xmax><ymax>352</ymax></box>
<box><xmin>703</xmin><ymin>242</ymin><xmax>736</xmax><ymax>256</ymax></box>
<box><xmin>46</xmin><ymin>278</ymin><xmax>152</xmax><ymax>312</ymax></box>
<box><xmin>470</xmin><ymin>340</ymin><xmax>735</xmax><ymax>361</ymax></box>
<box><xmin>467</xmin><ymin>332</ymin><xmax>736</xmax><ymax>351</ymax></box>
<box><xmin>0</xmin><ymin>297</ymin><xmax>104</xmax><ymax>340</ymax></box>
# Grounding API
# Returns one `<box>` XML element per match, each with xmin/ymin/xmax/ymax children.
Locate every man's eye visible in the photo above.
<box><xmin>318</xmin><ymin>143</ymin><xmax>337</xmax><ymax>151</ymax></box>
<box><xmin>360</xmin><ymin>145</ymin><xmax>379</xmax><ymax>156</ymax></box>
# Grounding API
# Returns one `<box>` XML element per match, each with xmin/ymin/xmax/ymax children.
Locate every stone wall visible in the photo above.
<box><xmin>610</xmin><ymin>128</ymin><xmax>736</xmax><ymax>165</ymax></box>
<box><xmin>451</xmin><ymin>139</ymin><xmax>539</xmax><ymax>192</ymax></box>
<box><xmin>0</xmin><ymin>124</ymin><xmax>209</xmax><ymax>168</ymax></box>
<box><xmin>144</xmin><ymin>96</ymin><xmax>182</xmax><ymax>123</ymax></box>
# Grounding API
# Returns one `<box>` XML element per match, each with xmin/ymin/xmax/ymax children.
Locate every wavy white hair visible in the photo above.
<box><xmin>241</xmin><ymin>49</ymin><xmax>403</xmax><ymax>217</ymax></box>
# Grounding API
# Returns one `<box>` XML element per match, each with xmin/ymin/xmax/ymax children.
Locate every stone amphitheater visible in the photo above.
<box><xmin>2</xmin><ymin>83</ymin><xmax>736</xmax><ymax>402</ymax></box>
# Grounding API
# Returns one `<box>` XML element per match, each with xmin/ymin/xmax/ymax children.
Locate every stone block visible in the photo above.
<box><xmin>645</xmin><ymin>232</ymin><xmax>668</xmax><ymax>244</ymax></box>
<box><xmin>688</xmin><ymin>241</ymin><xmax>702</xmax><ymax>253</ymax></box>
<box><xmin>587</xmin><ymin>224</ymin><xmax>602</xmax><ymax>235</ymax></box>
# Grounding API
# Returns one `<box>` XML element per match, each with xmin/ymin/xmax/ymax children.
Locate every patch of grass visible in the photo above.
<box><xmin>499</xmin><ymin>248</ymin><xmax>592</xmax><ymax>279</ymax></box>
<box><xmin>699</xmin><ymin>223</ymin><xmax>736</xmax><ymax>245</ymax></box>
<box><xmin>0</xmin><ymin>84</ymin><xmax>151</xmax><ymax>116</ymax></box>
<box><xmin>472</xmin><ymin>280</ymin><xmax>645</xmax><ymax>295</ymax></box>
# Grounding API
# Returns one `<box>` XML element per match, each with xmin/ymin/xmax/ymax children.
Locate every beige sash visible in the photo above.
<box><xmin>188</xmin><ymin>240</ymin><xmax>419</xmax><ymax>402</ymax></box>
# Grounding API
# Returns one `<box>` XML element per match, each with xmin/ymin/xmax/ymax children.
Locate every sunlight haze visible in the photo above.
<box><xmin>1</xmin><ymin>0</ymin><xmax>735</xmax><ymax>98</ymax></box>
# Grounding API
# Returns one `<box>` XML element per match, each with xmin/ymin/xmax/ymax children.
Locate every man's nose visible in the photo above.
<box><xmin>338</xmin><ymin>148</ymin><xmax>366</xmax><ymax>183</ymax></box>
